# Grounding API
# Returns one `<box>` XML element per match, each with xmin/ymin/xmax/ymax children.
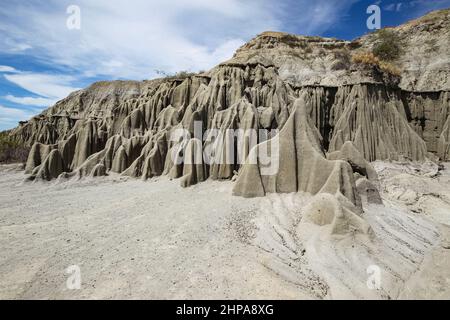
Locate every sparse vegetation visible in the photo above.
<box><xmin>352</xmin><ymin>29</ymin><xmax>404</xmax><ymax>76</ymax></box>
<box><xmin>279</xmin><ymin>34</ymin><xmax>301</xmax><ymax>47</ymax></box>
<box><xmin>372</xmin><ymin>29</ymin><xmax>403</xmax><ymax>61</ymax></box>
<box><xmin>406</xmin><ymin>8</ymin><xmax>450</xmax><ymax>27</ymax></box>
<box><xmin>379</xmin><ymin>61</ymin><xmax>401</xmax><ymax>77</ymax></box>
<box><xmin>352</xmin><ymin>51</ymin><xmax>380</xmax><ymax>65</ymax></box>
<box><xmin>155</xmin><ymin>70</ymin><xmax>197</xmax><ymax>80</ymax></box>
<box><xmin>0</xmin><ymin>132</ymin><xmax>29</xmax><ymax>164</ymax></box>
<box><xmin>352</xmin><ymin>51</ymin><xmax>401</xmax><ymax>76</ymax></box>
<box><xmin>173</xmin><ymin>71</ymin><xmax>196</xmax><ymax>79</ymax></box>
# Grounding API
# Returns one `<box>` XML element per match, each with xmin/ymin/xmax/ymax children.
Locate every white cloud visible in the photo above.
<box><xmin>0</xmin><ymin>105</ymin><xmax>35</xmax><ymax>121</ymax></box>
<box><xmin>384</xmin><ymin>2</ymin><xmax>404</xmax><ymax>12</ymax></box>
<box><xmin>0</xmin><ymin>69</ymin><xmax>80</xmax><ymax>114</ymax></box>
<box><xmin>0</xmin><ymin>0</ymin><xmax>356</xmax><ymax>80</ymax></box>
<box><xmin>384</xmin><ymin>0</ymin><xmax>450</xmax><ymax>13</ymax></box>
<box><xmin>273</xmin><ymin>0</ymin><xmax>359</xmax><ymax>36</ymax></box>
<box><xmin>1</xmin><ymin>38</ymin><xmax>32</xmax><ymax>53</ymax></box>
<box><xmin>0</xmin><ymin>1</ymin><xmax>358</xmax><ymax>131</ymax></box>
<box><xmin>4</xmin><ymin>95</ymin><xmax>58</xmax><ymax>107</ymax></box>
<box><xmin>0</xmin><ymin>65</ymin><xmax>18</xmax><ymax>73</ymax></box>
<box><xmin>0</xmin><ymin>105</ymin><xmax>38</xmax><ymax>130</ymax></box>
<box><xmin>384</xmin><ymin>3</ymin><xmax>396</xmax><ymax>11</ymax></box>
<box><xmin>3</xmin><ymin>73</ymin><xmax>81</xmax><ymax>100</ymax></box>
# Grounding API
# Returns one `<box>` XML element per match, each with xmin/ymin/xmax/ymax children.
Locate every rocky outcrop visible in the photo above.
<box><xmin>328</xmin><ymin>85</ymin><xmax>428</xmax><ymax>162</ymax></box>
<box><xmin>232</xmin><ymin>92</ymin><xmax>376</xmax><ymax>235</ymax></box>
<box><xmin>327</xmin><ymin>141</ymin><xmax>378</xmax><ymax>181</ymax></box>
<box><xmin>33</xmin><ymin>149</ymin><xmax>64</xmax><ymax>181</ymax></box>
<box><xmin>233</xmin><ymin>93</ymin><xmax>359</xmax><ymax>203</ymax></box>
<box><xmin>4</xmin><ymin>9</ymin><xmax>449</xmax><ymax>197</ymax></box>
<box><xmin>10</xmin><ymin>81</ymin><xmax>145</xmax><ymax>147</ymax></box>
<box><xmin>328</xmin><ymin>141</ymin><xmax>382</xmax><ymax>205</ymax></box>
<box><xmin>228</xmin><ymin>9</ymin><xmax>450</xmax><ymax>92</ymax></box>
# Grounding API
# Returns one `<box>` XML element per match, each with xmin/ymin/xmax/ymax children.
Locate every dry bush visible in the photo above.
<box><xmin>173</xmin><ymin>71</ymin><xmax>196</xmax><ymax>79</ymax></box>
<box><xmin>378</xmin><ymin>61</ymin><xmax>401</xmax><ymax>76</ymax></box>
<box><xmin>155</xmin><ymin>70</ymin><xmax>197</xmax><ymax>80</ymax></box>
<box><xmin>352</xmin><ymin>51</ymin><xmax>401</xmax><ymax>76</ymax></box>
<box><xmin>352</xmin><ymin>51</ymin><xmax>377</xmax><ymax>65</ymax></box>
<box><xmin>279</xmin><ymin>34</ymin><xmax>300</xmax><ymax>46</ymax></box>
<box><xmin>0</xmin><ymin>132</ymin><xmax>30</xmax><ymax>164</ymax></box>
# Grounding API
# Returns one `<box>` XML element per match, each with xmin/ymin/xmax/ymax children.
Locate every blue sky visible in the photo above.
<box><xmin>1</xmin><ymin>0</ymin><xmax>449</xmax><ymax>131</ymax></box>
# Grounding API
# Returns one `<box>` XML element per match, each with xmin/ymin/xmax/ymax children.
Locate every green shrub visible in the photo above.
<box><xmin>372</xmin><ymin>29</ymin><xmax>403</xmax><ymax>61</ymax></box>
<box><xmin>0</xmin><ymin>132</ymin><xmax>30</xmax><ymax>164</ymax></box>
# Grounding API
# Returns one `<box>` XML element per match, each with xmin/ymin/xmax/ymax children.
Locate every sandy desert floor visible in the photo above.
<box><xmin>0</xmin><ymin>161</ymin><xmax>449</xmax><ymax>299</ymax></box>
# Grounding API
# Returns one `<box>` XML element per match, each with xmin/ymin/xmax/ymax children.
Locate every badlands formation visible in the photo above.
<box><xmin>1</xmin><ymin>9</ymin><xmax>450</xmax><ymax>299</ymax></box>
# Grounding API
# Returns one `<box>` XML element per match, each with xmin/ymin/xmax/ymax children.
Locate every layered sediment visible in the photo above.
<box><xmin>6</xmin><ymin>9</ymin><xmax>450</xmax><ymax>197</ymax></box>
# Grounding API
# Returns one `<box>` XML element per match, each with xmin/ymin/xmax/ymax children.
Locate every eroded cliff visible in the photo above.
<box><xmin>6</xmin><ymin>9</ymin><xmax>450</xmax><ymax>198</ymax></box>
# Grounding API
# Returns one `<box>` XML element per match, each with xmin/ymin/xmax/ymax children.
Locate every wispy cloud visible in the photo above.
<box><xmin>4</xmin><ymin>95</ymin><xmax>58</xmax><ymax>107</ymax></box>
<box><xmin>0</xmin><ymin>0</ymin><xmax>357</xmax><ymax>80</ymax></box>
<box><xmin>384</xmin><ymin>3</ymin><xmax>404</xmax><ymax>12</ymax></box>
<box><xmin>3</xmin><ymin>73</ymin><xmax>81</xmax><ymax>99</ymax></box>
<box><xmin>0</xmin><ymin>67</ymin><xmax>80</xmax><ymax>112</ymax></box>
<box><xmin>383</xmin><ymin>0</ymin><xmax>450</xmax><ymax>14</ymax></box>
<box><xmin>0</xmin><ymin>104</ymin><xmax>39</xmax><ymax>130</ymax></box>
<box><xmin>0</xmin><ymin>65</ymin><xmax>18</xmax><ymax>73</ymax></box>
<box><xmin>279</xmin><ymin>0</ymin><xmax>359</xmax><ymax>35</ymax></box>
<box><xmin>0</xmin><ymin>0</ymin><xmax>358</xmax><ymax>131</ymax></box>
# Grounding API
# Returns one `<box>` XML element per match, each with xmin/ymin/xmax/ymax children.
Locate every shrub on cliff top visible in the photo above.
<box><xmin>352</xmin><ymin>51</ymin><xmax>401</xmax><ymax>76</ymax></box>
<box><xmin>372</xmin><ymin>29</ymin><xmax>403</xmax><ymax>61</ymax></box>
<box><xmin>155</xmin><ymin>70</ymin><xmax>197</xmax><ymax>80</ymax></box>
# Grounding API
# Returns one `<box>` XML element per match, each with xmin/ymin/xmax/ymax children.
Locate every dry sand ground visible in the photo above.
<box><xmin>0</xmin><ymin>161</ymin><xmax>449</xmax><ymax>299</ymax></box>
